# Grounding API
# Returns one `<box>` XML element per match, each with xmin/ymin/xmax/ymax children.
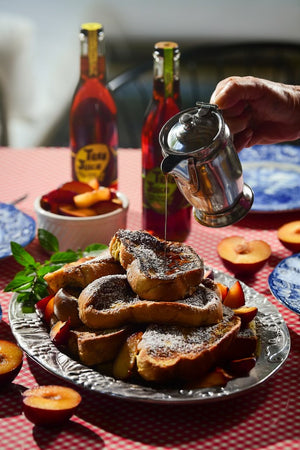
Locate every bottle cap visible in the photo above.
<box><xmin>80</xmin><ymin>23</ymin><xmax>104</xmax><ymax>76</ymax></box>
<box><xmin>154</xmin><ymin>41</ymin><xmax>178</xmax><ymax>50</ymax></box>
<box><xmin>81</xmin><ymin>23</ymin><xmax>103</xmax><ymax>33</ymax></box>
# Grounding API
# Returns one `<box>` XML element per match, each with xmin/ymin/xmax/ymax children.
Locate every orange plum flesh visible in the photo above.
<box><xmin>0</xmin><ymin>340</ymin><xmax>23</xmax><ymax>387</ymax></box>
<box><xmin>23</xmin><ymin>385</ymin><xmax>82</xmax><ymax>427</ymax></box>
<box><xmin>217</xmin><ymin>236</ymin><xmax>271</xmax><ymax>274</ymax></box>
<box><xmin>278</xmin><ymin>220</ymin><xmax>300</xmax><ymax>253</ymax></box>
<box><xmin>222</xmin><ymin>280</ymin><xmax>245</xmax><ymax>309</ymax></box>
<box><xmin>40</xmin><ymin>180</ymin><xmax>121</xmax><ymax>218</ymax></box>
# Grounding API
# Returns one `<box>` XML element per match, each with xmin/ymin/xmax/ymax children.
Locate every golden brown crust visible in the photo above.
<box><xmin>44</xmin><ymin>248</ymin><xmax>125</xmax><ymax>294</ymax></box>
<box><xmin>53</xmin><ymin>288</ymin><xmax>81</xmax><ymax>328</ymax></box>
<box><xmin>136</xmin><ymin>308</ymin><xmax>241</xmax><ymax>383</ymax></box>
<box><xmin>109</xmin><ymin>230</ymin><xmax>204</xmax><ymax>301</ymax></box>
<box><xmin>67</xmin><ymin>325</ymin><xmax>131</xmax><ymax>366</ymax></box>
<box><xmin>78</xmin><ymin>274</ymin><xmax>223</xmax><ymax>329</ymax></box>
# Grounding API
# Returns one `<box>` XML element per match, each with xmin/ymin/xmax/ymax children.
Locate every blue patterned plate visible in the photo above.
<box><xmin>239</xmin><ymin>144</ymin><xmax>300</xmax><ymax>213</ymax></box>
<box><xmin>0</xmin><ymin>203</ymin><xmax>36</xmax><ymax>259</ymax></box>
<box><xmin>268</xmin><ymin>253</ymin><xmax>300</xmax><ymax>315</ymax></box>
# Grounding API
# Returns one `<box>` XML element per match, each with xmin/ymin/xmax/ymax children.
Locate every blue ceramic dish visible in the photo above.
<box><xmin>268</xmin><ymin>253</ymin><xmax>300</xmax><ymax>315</ymax></box>
<box><xmin>0</xmin><ymin>203</ymin><xmax>36</xmax><ymax>259</ymax></box>
<box><xmin>239</xmin><ymin>144</ymin><xmax>300</xmax><ymax>213</ymax></box>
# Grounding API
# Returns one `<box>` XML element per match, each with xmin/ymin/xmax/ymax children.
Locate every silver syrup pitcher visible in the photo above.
<box><xmin>159</xmin><ymin>102</ymin><xmax>254</xmax><ymax>227</ymax></box>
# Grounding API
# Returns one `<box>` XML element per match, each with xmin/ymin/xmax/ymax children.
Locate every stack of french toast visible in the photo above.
<box><xmin>43</xmin><ymin>229</ymin><xmax>258</xmax><ymax>387</ymax></box>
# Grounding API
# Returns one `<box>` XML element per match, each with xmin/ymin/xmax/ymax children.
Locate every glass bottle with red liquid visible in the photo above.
<box><xmin>142</xmin><ymin>42</ymin><xmax>191</xmax><ymax>241</ymax></box>
<box><xmin>70</xmin><ymin>23</ymin><xmax>118</xmax><ymax>188</ymax></box>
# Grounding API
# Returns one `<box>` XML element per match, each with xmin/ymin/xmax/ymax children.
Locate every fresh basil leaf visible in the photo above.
<box><xmin>37</xmin><ymin>264</ymin><xmax>59</xmax><ymax>277</ymax></box>
<box><xmin>38</xmin><ymin>229</ymin><xmax>59</xmax><ymax>252</ymax></box>
<box><xmin>84</xmin><ymin>243</ymin><xmax>107</xmax><ymax>253</ymax></box>
<box><xmin>16</xmin><ymin>292</ymin><xmax>31</xmax><ymax>302</ymax></box>
<box><xmin>34</xmin><ymin>280</ymin><xmax>49</xmax><ymax>300</ymax></box>
<box><xmin>22</xmin><ymin>304</ymin><xmax>36</xmax><ymax>313</ymax></box>
<box><xmin>4</xmin><ymin>275</ymin><xmax>35</xmax><ymax>292</ymax></box>
<box><xmin>19</xmin><ymin>267</ymin><xmax>35</xmax><ymax>277</ymax></box>
<box><xmin>20</xmin><ymin>292</ymin><xmax>36</xmax><ymax>313</ymax></box>
<box><xmin>7</xmin><ymin>229</ymin><xmax>108</xmax><ymax>312</ymax></box>
<box><xmin>41</xmin><ymin>265</ymin><xmax>64</xmax><ymax>276</ymax></box>
<box><xmin>50</xmin><ymin>250</ymin><xmax>79</xmax><ymax>264</ymax></box>
<box><xmin>10</xmin><ymin>242</ymin><xmax>36</xmax><ymax>267</ymax></box>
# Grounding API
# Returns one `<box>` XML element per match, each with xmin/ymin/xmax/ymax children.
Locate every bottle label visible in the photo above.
<box><xmin>143</xmin><ymin>167</ymin><xmax>186</xmax><ymax>214</ymax></box>
<box><xmin>74</xmin><ymin>144</ymin><xmax>111</xmax><ymax>183</ymax></box>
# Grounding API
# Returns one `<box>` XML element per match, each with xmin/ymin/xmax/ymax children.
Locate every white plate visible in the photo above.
<box><xmin>239</xmin><ymin>144</ymin><xmax>300</xmax><ymax>213</ymax></box>
<box><xmin>0</xmin><ymin>203</ymin><xmax>36</xmax><ymax>259</ymax></box>
<box><xmin>9</xmin><ymin>269</ymin><xmax>290</xmax><ymax>404</ymax></box>
<box><xmin>268</xmin><ymin>253</ymin><xmax>300</xmax><ymax>315</ymax></box>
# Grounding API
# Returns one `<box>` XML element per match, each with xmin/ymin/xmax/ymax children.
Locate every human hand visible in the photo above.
<box><xmin>210</xmin><ymin>76</ymin><xmax>300</xmax><ymax>151</ymax></box>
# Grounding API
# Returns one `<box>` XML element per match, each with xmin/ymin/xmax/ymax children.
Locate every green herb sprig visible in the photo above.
<box><xmin>4</xmin><ymin>229</ymin><xmax>107</xmax><ymax>312</ymax></box>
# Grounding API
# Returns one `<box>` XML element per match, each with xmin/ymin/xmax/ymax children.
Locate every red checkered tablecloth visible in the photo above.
<box><xmin>1</xmin><ymin>147</ymin><xmax>299</xmax><ymax>450</ymax></box>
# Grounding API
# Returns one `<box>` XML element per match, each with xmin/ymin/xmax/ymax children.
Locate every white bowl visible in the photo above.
<box><xmin>34</xmin><ymin>192</ymin><xmax>129</xmax><ymax>251</ymax></box>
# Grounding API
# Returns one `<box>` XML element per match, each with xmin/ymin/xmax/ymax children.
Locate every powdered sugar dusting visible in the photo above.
<box><xmin>80</xmin><ymin>275</ymin><xmax>222</xmax><ymax>318</ymax></box>
<box><xmin>81</xmin><ymin>274</ymin><xmax>139</xmax><ymax>311</ymax></box>
<box><xmin>140</xmin><ymin>307</ymin><xmax>236</xmax><ymax>357</ymax></box>
<box><xmin>179</xmin><ymin>284</ymin><xmax>220</xmax><ymax>309</ymax></box>
<box><xmin>116</xmin><ymin>229</ymin><xmax>203</xmax><ymax>280</ymax></box>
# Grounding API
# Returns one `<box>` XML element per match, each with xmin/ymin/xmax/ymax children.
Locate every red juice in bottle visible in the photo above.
<box><xmin>70</xmin><ymin>23</ymin><xmax>118</xmax><ymax>188</ymax></box>
<box><xmin>142</xmin><ymin>42</ymin><xmax>191</xmax><ymax>241</ymax></box>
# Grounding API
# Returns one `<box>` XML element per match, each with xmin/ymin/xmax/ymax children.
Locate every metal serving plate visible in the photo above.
<box><xmin>9</xmin><ymin>270</ymin><xmax>290</xmax><ymax>404</ymax></box>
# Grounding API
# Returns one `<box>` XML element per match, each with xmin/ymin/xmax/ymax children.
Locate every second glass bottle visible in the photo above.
<box><xmin>142</xmin><ymin>41</ymin><xmax>191</xmax><ymax>242</ymax></box>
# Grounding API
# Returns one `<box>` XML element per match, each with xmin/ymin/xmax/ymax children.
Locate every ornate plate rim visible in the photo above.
<box><xmin>0</xmin><ymin>203</ymin><xmax>36</xmax><ymax>259</ymax></box>
<box><xmin>9</xmin><ymin>270</ymin><xmax>290</xmax><ymax>404</ymax></box>
<box><xmin>268</xmin><ymin>253</ymin><xmax>300</xmax><ymax>315</ymax></box>
<box><xmin>239</xmin><ymin>144</ymin><xmax>300</xmax><ymax>213</ymax></box>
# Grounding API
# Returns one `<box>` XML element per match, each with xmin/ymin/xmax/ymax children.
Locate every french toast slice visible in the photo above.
<box><xmin>136</xmin><ymin>307</ymin><xmax>241</xmax><ymax>383</ymax></box>
<box><xmin>44</xmin><ymin>248</ymin><xmax>125</xmax><ymax>294</ymax></box>
<box><xmin>78</xmin><ymin>274</ymin><xmax>223</xmax><ymax>329</ymax></box>
<box><xmin>109</xmin><ymin>230</ymin><xmax>204</xmax><ymax>301</ymax></box>
<box><xmin>67</xmin><ymin>325</ymin><xmax>131</xmax><ymax>366</ymax></box>
<box><xmin>53</xmin><ymin>287</ymin><xmax>81</xmax><ymax>328</ymax></box>
<box><xmin>226</xmin><ymin>320</ymin><xmax>258</xmax><ymax>360</ymax></box>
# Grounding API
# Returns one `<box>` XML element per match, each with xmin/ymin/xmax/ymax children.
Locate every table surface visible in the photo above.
<box><xmin>1</xmin><ymin>147</ymin><xmax>299</xmax><ymax>450</ymax></box>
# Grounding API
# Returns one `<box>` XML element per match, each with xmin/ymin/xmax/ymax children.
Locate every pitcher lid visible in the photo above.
<box><xmin>159</xmin><ymin>102</ymin><xmax>224</xmax><ymax>156</ymax></box>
